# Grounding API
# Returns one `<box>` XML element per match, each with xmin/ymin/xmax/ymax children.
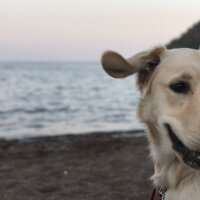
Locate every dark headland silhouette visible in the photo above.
<box><xmin>167</xmin><ymin>20</ymin><xmax>200</xmax><ymax>49</ymax></box>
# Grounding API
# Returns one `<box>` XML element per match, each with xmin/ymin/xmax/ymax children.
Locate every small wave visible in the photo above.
<box><xmin>104</xmin><ymin>113</ymin><xmax>128</xmax><ymax>122</ymax></box>
<box><xmin>26</xmin><ymin>124</ymin><xmax>44</xmax><ymax>129</ymax></box>
<box><xmin>26</xmin><ymin>108</ymin><xmax>47</xmax><ymax>114</ymax></box>
<box><xmin>0</xmin><ymin>106</ymin><xmax>71</xmax><ymax>115</ymax></box>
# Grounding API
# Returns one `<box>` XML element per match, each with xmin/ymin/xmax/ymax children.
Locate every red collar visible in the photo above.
<box><xmin>150</xmin><ymin>187</ymin><xmax>166</xmax><ymax>200</ymax></box>
<box><xmin>150</xmin><ymin>188</ymin><xmax>157</xmax><ymax>200</ymax></box>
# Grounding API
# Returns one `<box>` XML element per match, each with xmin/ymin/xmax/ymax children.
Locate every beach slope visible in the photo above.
<box><xmin>0</xmin><ymin>131</ymin><xmax>153</xmax><ymax>200</ymax></box>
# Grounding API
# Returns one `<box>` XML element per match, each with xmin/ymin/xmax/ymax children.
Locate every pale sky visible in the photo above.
<box><xmin>0</xmin><ymin>0</ymin><xmax>199</xmax><ymax>61</ymax></box>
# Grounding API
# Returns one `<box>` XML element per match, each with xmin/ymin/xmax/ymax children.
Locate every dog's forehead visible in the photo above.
<box><xmin>162</xmin><ymin>48</ymin><xmax>200</xmax><ymax>66</ymax></box>
<box><xmin>156</xmin><ymin>48</ymin><xmax>200</xmax><ymax>82</ymax></box>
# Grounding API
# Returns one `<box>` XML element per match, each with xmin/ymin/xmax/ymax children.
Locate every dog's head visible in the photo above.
<box><xmin>101</xmin><ymin>46</ymin><xmax>200</xmax><ymax>169</ymax></box>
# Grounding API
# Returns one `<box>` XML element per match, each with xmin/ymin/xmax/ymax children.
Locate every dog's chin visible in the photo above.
<box><xmin>165</xmin><ymin>124</ymin><xmax>200</xmax><ymax>170</ymax></box>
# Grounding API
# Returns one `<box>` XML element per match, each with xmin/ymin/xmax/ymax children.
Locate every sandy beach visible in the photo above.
<box><xmin>0</xmin><ymin>130</ymin><xmax>153</xmax><ymax>200</ymax></box>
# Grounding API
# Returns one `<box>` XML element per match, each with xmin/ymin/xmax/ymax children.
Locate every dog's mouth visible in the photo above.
<box><xmin>165</xmin><ymin>124</ymin><xmax>200</xmax><ymax>169</ymax></box>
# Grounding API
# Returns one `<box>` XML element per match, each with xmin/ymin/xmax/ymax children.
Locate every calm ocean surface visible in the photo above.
<box><xmin>0</xmin><ymin>62</ymin><xmax>143</xmax><ymax>139</ymax></box>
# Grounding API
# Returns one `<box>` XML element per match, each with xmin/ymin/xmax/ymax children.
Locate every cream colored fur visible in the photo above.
<box><xmin>101</xmin><ymin>46</ymin><xmax>200</xmax><ymax>200</ymax></box>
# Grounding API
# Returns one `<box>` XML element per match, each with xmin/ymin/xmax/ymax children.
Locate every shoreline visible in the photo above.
<box><xmin>0</xmin><ymin>128</ymin><xmax>145</xmax><ymax>142</ymax></box>
<box><xmin>0</xmin><ymin>129</ymin><xmax>153</xmax><ymax>200</ymax></box>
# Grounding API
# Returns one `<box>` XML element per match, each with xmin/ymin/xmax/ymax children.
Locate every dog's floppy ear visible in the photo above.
<box><xmin>101</xmin><ymin>46</ymin><xmax>166</xmax><ymax>91</ymax></box>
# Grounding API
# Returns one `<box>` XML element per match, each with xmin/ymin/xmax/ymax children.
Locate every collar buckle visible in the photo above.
<box><xmin>158</xmin><ymin>187</ymin><xmax>166</xmax><ymax>200</ymax></box>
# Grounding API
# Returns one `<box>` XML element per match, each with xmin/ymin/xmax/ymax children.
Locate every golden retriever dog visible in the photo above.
<box><xmin>101</xmin><ymin>46</ymin><xmax>200</xmax><ymax>200</ymax></box>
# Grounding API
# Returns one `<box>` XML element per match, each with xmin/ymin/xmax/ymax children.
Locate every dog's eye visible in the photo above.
<box><xmin>169</xmin><ymin>81</ymin><xmax>190</xmax><ymax>94</ymax></box>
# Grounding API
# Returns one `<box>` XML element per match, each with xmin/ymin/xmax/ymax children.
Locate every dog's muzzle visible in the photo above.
<box><xmin>165</xmin><ymin>124</ymin><xmax>200</xmax><ymax>169</ymax></box>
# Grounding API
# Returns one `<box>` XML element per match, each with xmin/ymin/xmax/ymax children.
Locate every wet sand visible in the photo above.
<box><xmin>0</xmin><ymin>130</ymin><xmax>153</xmax><ymax>200</ymax></box>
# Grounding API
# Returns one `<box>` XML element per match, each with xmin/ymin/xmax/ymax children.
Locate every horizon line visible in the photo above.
<box><xmin>0</xmin><ymin>60</ymin><xmax>100</xmax><ymax>63</ymax></box>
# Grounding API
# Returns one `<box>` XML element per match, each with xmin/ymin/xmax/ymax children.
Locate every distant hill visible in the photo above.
<box><xmin>167</xmin><ymin>21</ymin><xmax>200</xmax><ymax>49</ymax></box>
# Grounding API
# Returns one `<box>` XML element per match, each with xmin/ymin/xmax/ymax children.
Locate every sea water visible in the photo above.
<box><xmin>0</xmin><ymin>62</ymin><xmax>143</xmax><ymax>139</ymax></box>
